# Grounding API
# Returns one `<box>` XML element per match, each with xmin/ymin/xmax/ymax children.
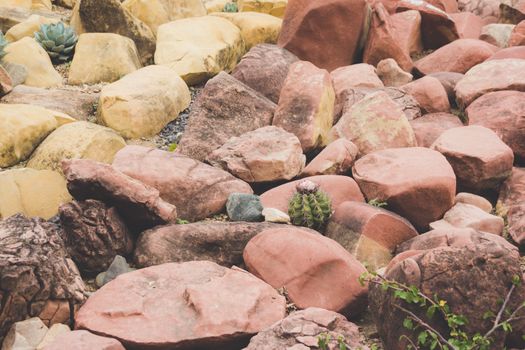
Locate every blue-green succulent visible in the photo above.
<box><xmin>223</xmin><ymin>2</ymin><xmax>238</xmax><ymax>12</ymax></box>
<box><xmin>0</xmin><ymin>32</ymin><xmax>8</xmax><ymax>60</ymax></box>
<box><xmin>34</xmin><ymin>22</ymin><xmax>77</xmax><ymax>63</ymax></box>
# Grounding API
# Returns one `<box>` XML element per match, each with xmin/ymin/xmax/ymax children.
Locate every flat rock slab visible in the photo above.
<box><xmin>75</xmin><ymin>261</ymin><xmax>286</xmax><ymax>350</ymax></box>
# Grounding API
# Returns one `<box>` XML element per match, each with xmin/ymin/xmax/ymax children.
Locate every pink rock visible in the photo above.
<box><xmin>427</xmin><ymin>71</ymin><xmax>464</xmax><ymax>104</ymax></box>
<box><xmin>509</xmin><ymin>20</ymin><xmax>525</xmax><ymax>45</ymax></box>
<box><xmin>331</xmin><ymin>63</ymin><xmax>384</xmax><ymax>117</ymax></box>
<box><xmin>455</xmin><ymin>59</ymin><xmax>525</xmax><ymax>108</ymax></box>
<box><xmin>390</xmin><ymin>10</ymin><xmax>423</xmax><ymax>55</ymax></box>
<box><xmin>409</xmin><ymin>113</ymin><xmax>463</xmax><ymax>147</ymax></box>
<box><xmin>429</xmin><ymin>202</ymin><xmax>504</xmax><ymax>235</ymax></box>
<box><xmin>177</xmin><ymin>72</ymin><xmax>275</xmax><ymax>161</ymax></box>
<box><xmin>75</xmin><ymin>261</ymin><xmax>286</xmax><ymax>350</ymax></box>
<box><xmin>260</xmin><ymin>175</ymin><xmax>365</xmax><ymax>213</ymax></box>
<box><xmin>427</xmin><ymin>0</ymin><xmax>459</xmax><ymax>12</ymax></box>
<box><xmin>243</xmin><ymin>227</ymin><xmax>368</xmax><ymax>316</ymax></box>
<box><xmin>376</xmin><ymin>58</ymin><xmax>413</xmax><ymax>87</ymax></box>
<box><xmin>498</xmin><ymin>167</ymin><xmax>525</xmax><ymax>246</ymax></box>
<box><xmin>450</xmin><ymin>12</ymin><xmax>484</xmax><ymax>38</ymax></box>
<box><xmin>207</xmin><ymin>126</ymin><xmax>305</xmax><ymax>183</ymax></box>
<box><xmin>244</xmin><ymin>307</ymin><xmax>369</xmax><ymax>350</ymax></box>
<box><xmin>62</xmin><ymin>159</ymin><xmax>177</xmax><ymax>230</ymax></box>
<box><xmin>457</xmin><ymin>0</ymin><xmax>501</xmax><ymax>20</ymax></box>
<box><xmin>352</xmin><ymin>147</ymin><xmax>456</xmax><ymax>231</ymax></box>
<box><xmin>414</xmin><ymin>39</ymin><xmax>498</xmax><ymax>74</ymax></box>
<box><xmin>396</xmin><ymin>0</ymin><xmax>460</xmax><ymax>49</ymax></box>
<box><xmin>466</xmin><ymin>90</ymin><xmax>525</xmax><ymax>164</ymax></box>
<box><xmin>273</xmin><ymin>61</ymin><xmax>335</xmax><ymax>152</ymax></box>
<box><xmin>487</xmin><ymin>46</ymin><xmax>525</xmax><ymax>60</ymax></box>
<box><xmin>43</xmin><ymin>330</ymin><xmax>125</xmax><ymax>350</ymax></box>
<box><xmin>431</xmin><ymin>125</ymin><xmax>514</xmax><ymax>192</ymax></box>
<box><xmin>113</xmin><ymin>146</ymin><xmax>253</xmax><ymax>221</ymax></box>
<box><xmin>330</xmin><ymin>91</ymin><xmax>417</xmax><ymax>155</ymax></box>
<box><xmin>301</xmin><ymin>138</ymin><xmax>358</xmax><ymax>177</ymax></box>
<box><xmin>325</xmin><ymin>201</ymin><xmax>418</xmax><ymax>270</ymax></box>
<box><xmin>401</xmin><ymin>76</ymin><xmax>450</xmax><ymax>113</ymax></box>
<box><xmin>278</xmin><ymin>0</ymin><xmax>369</xmax><ymax>71</ymax></box>
<box><xmin>363</xmin><ymin>3</ymin><xmax>414</xmax><ymax>72</ymax></box>
<box><xmin>455</xmin><ymin>192</ymin><xmax>493</xmax><ymax>212</ymax></box>
<box><xmin>231</xmin><ymin>44</ymin><xmax>299</xmax><ymax>104</ymax></box>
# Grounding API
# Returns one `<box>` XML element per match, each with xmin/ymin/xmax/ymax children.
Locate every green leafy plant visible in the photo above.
<box><xmin>288</xmin><ymin>180</ymin><xmax>332</xmax><ymax>231</ymax></box>
<box><xmin>317</xmin><ymin>333</ymin><xmax>350</xmax><ymax>350</ymax></box>
<box><xmin>0</xmin><ymin>31</ymin><xmax>8</xmax><ymax>60</ymax></box>
<box><xmin>34</xmin><ymin>22</ymin><xmax>78</xmax><ymax>63</ymax></box>
<box><xmin>360</xmin><ymin>272</ymin><xmax>525</xmax><ymax>350</ymax></box>
<box><xmin>168</xmin><ymin>143</ymin><xmax>178</xmax><ymax>152</ymax></box>
<box><xmin>223</xmin><ymin>2</ymin><xmax>238</xmax><ymax>12</ymax></box>
<box><xmin>176</xmin><ymin>218</ymin><xmax>189</xmax><ymax>224</ymax></box>
<box><xmin>368</xmin><ymin>198</ymin><xmax>388</xmax><ymax>208</ymax></box>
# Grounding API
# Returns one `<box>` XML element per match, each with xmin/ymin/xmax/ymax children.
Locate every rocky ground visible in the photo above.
<box><xmin>0</xmin><ymin>0</ymin><xmax>525</xmax><ymax>349</ymax></box>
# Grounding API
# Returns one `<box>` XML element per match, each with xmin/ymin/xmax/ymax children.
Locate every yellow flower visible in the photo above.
<box><xmin>439</xmin><ymin>300</ymin><xmax>447</xmax><ymax>307</ymax></box>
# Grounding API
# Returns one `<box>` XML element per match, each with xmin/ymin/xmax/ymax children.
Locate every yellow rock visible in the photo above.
<box><xmin>203</xmin><ymin>0</ymin><xmax>229</xmax><ymax>13</ymax></box>
<box><xmin>68</xmin><ymin>33</ymin><xmax>142</xmax><ymax>85</ymax></box>
<box><xmin>98</xmin><ymin>65</ymin><xmax>191</xmax><ymax>139</ymax></box>
<box><xmin>27</xmin><ymin>121</ymin><xmax>127</xmax><ymax>174</ymax></box>
<box><xmin>155</xmin><ymin>16</ymin><xmax>245</xmax><ymax>85</ymax></box>
<box><xmin>0</xmin><ymin>0</ymin><xmax>52</xmax><ymax>10</ymax></box>
<box><xmin>238</xmin><ymin>0</ymin><xmax>287</xmax><ymax>18</ymax></box>
<box><xmin>3</xmin><ymin>37</ymin><xmax>62</xmax><ymax>88</ymax></box>
<box><xmin>5</xmin><ymin>14</ymin><xmax>59</xmax><ymax>42</ymax></box>
<box><xmin>70</xmin><ymin>0</ymin><xmax>85</xmax><ymax>35</ymax></box>
<box><xmin>122</xmin><ymin>0</ymin><xmax>207</xmax><ymax>35</ymax></box>
<box><xmin>0</xmin><ymin>168</ymin><xmax>71</xmax><ymax>220</ymax></box>
<box><xmin>0</xmin><ymin>104</ymin><xmax>60</xmax><ymax>168</ymax></box>
<box><xmin>211</xmin><ymin>11</ymin><xmax>282</xmax><ymax>50</ymax></box>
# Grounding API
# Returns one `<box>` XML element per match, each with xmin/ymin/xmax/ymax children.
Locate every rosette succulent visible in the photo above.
<box><xmin>34</xmin><ymin>22</ymin><xmax>77</xmax><ymax>63</ymax></box>
<box><xmin>223</xmin><ymin>2</ymin><xmax>238</xmax><ymax>12</ymax></box>
<box><xmin>0</xmin><ymin>31</ymin><xmax>8</xmax><ymax>60</ymax></box>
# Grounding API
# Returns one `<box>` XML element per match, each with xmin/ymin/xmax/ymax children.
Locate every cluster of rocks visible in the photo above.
<box><xmin>0</xmin><ymin>0</ymin><xmax>524</xmax><ymax>349</ymax></box>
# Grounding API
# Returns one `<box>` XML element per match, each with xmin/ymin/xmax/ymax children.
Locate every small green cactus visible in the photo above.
<box><xmin>288</xmin><ymin>180</ymin><xmax>332</xmax><ymax>231</ymax></box>
<box><xmin>0</xmin><ymin>32</ymin><xmax>8</xmax><ymax>60</ymax></box>
<box><xmin>34</xmin><ymin>22</ymin><xmax>78</xmax><ymax>63</ymax></box>
<box><xmin>223</xmin><ymin>2</ymin><xmax>238</xmax><ymax>12</ymax></box>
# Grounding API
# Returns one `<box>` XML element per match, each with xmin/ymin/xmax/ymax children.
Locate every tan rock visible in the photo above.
<box><xmin>122</xmin><ymin>0</ymin><xmax>207</xmax><ymax>35</ymax></box>
<box><xmin>36</xmin><ymin>324</ymin><xmax>70</xmax><ymax>350</ymax></box>
<box><xmin>0</xmin><ymin>0</ymin><xmax>51</xmax><ymax>10</ymax></box>
<box><xmin>430</xmin><ymin>203</ymin><xmax>504</xmax><ymax>235</ymax></box>
<box><xmin>211</xmin><ymin>12</ymin><xmax>282</xmax><ymax>50</ymax></box>
<box><xmin>69</xmin><ymin>0</ymin><xmax>84</xmax><ymax>35</ymax></box>
<box><xmin>68</xmin><ymin>33</ymin><xmax>142</xmax><ymax>85</ymax></box>
<box><xmin>98</xmin><ymin>65</ymin><xmax>190</xmax><ymax>139</ymax></box>
<box><xmin>3</xmin><ymin>37</ymin><xmax>61</xmax><ymax>88</ymax></box>
<box><xmin>27</xmin><ymin>121</ymin><xmax>126</xmax><ymax>174</ymax></box>
<box><xmin>273</xmin><ymin>60</ymin><xmax>335</xmax><ymax>152</ymax></box>
<box><xmin>480</xmin><ymin>23</ymin><xmax>515</xmax><ymax>47</ymax></box>
<box><xmin>155</xmin><ymin>16</ymin><xmax>245</xmax><ymax>85</ymax></box>
<box><xmin>376</xmin><ymin>58</ymin><xmax>413</xmax><ymax>87</ymax></box>
<box><xmin>207</xmin><ymin>126</ymin><xmax>306</xmax><ymax>183</ymax></box>
<box><xmin>238</xmin><ymin>0</ymin><xmax>287</xmax><ymax>17</ymax></box>
<box><xmin>455</xmin><ymin>192</ymin><xmax>493</xmax><ymax>213</ymax></box>
<box><xmin>203</xmin><ymin>0</ymin><xmax>229</xmax><ymax>12</ymax></box>
<box><xmin>32</xmin><ymin>0</ymin><xmax>51</xmax><ymax>10</ymax></box>
<box><xmin>0</xmin><ymin>103</ymin><xmax>60</xmax><ymax>167</ymax></box>
<box><xmin>1</xmin><ymin>318</ymin><xmax>48</xmax><ymax>350</ymax></box>
<box><xmin>5</xmin><ymin>14</ymin><xmax>58</xmax><ymax>42</ymax></box>
<box><xmin>0</xmin><ymin>168</ymin><xmax>71</xmax><ymax>220</ymax></box>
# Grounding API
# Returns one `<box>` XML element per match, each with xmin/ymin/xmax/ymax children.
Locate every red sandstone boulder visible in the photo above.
<box><xmin>62</xmin><ymin>159</ymin><xmax>177</xmax><ymax>230</ymax></box>
<box><xmin>301</xmin><ymin>138</ymin><xmax>359</xmax><ymax>177</ymax></box>
<box><xmin>431</xmin><ymin>125</ymin><xmax>514</xmax><ymax>192</ymax></box>
<box><xmin>363</xmin><ymin>3</ymin><xmax>413</xmax><ymax>72</ymax></box>
<box><xmin>42</xmin><ymin>331</ymin><xmax>125</xmax><ymax>350</ymax></box>
<box><xmin>231</xmin><ymin>44</ymin><xmax>299</xmax><ymax>104</ymax></box>
<box><xmin>509</xmin><ymin>20</ymin><xmax>525</xmax><ymax>45</ymax></box>
<box><xmin>427</xmin><ymin>71</ymin><xmax>464</xmax><ymax>104</ymax></box>
<box><xmin>455</xmin><ymin>58</ymin><xmax>525</xmax><ymax>107</ymax></box>
<box><xmin>396</xmin><ymin>0</ymin><xmax>460</xmax><ymax>49</ymax></box>
<box><xmin>278</xmin><ymin>0</ymin><xmax>369</xmax><ymax>71</ymax></box>
<box><xmin>455</xmin><ymin>192</ymin><xmax>493</xmax><ymax>212</ymax></box>
<box><xmin>457</xmin><ymin>0</ymin><xmax>501</xmax><ymax>21</ymax></box>
<box><xmin>113</xmin><ymin>146</ymin><xmax>253</xmax><ymax>221</ymax></box>
<box><xmin>273</xmin><ymin>61</ymin><xmax>335</xmax><ymax>152</ymax></box>
<box><xmin>376</xmin><ymin>59</ymin><xmax>413</xmax><ymax>87</ymax></box>
<box><xmin>244</xmin><ymin>308</ymin><xmax>369</xmax><ymax>350</ymax></box>
<box><xmin>325</xmin><ymin>201</ymin><xmax>418</xmax><ymax>270</ymax></box>
<box><xmin>409</xmin><ymin>113</ymin><xmax>463</xmax><ymax>147</ymax></box>
<box><xmin>450</xmin><ymin>12</ymin><xmax>484</xmax><ymax>38</ymax></box>
<box><xmin>401</xmin><ymin>76</ymin><xmax>450</xmax><ymax>113</ymax></box>
<box><xmin>353</xmin><ymin>147</ymin><xmax>456</xmax><ymax>231</ymax></box>
<box><xmin>498</xmin><ymin>167</ymin><xmax>525</xmax><ymax>246</ymax></box>
<box><xmin>430</xmin><ymin>202</ymin><xmax>505</xmax><ymax>235</ymax></box>
<box><xmin>207</xmin><ymin>126</ymin><xmax>305</xmax><ymax>183</ymax></box>
<box><xmin>75</xmin><ymin>261</ymin><xmax>286</xmax><ymax>350</ymax></box>
<box><xmin>390</xmin><ymin>10</ymin><xmax>423</xmax><ymax>55</ymax></box>
<box><xmin>243</xmin><ymin>227</ymin><xmax>368</xmax><ymax>317</ymax></box>
<box><xmin>414</xmin><ymin>39</ymin><xmax>498</xmax><ymax>75</ymax></box>
<box><xmin>466</xmin><ymin>90</ymin><xmax>525</xmax><ymax>164</ymax></box>
<box><xmin>260</xmin><ymin>175</ymin><xmax>365</xmax><ymax>212</ymax></box>
<box><xmin>330</xmin><ymin>91</ymin><xmax>417</xmax><ymax>155</ymax></box>
<box><xmin>177</xmin><ymin>72</ymin><xmax>276</xmax><ymax>161</ymax></box>
<box><xmin>487</xmin><ymin>46</ymin><xmax>525</xmax><ymax>60</ymax></box>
